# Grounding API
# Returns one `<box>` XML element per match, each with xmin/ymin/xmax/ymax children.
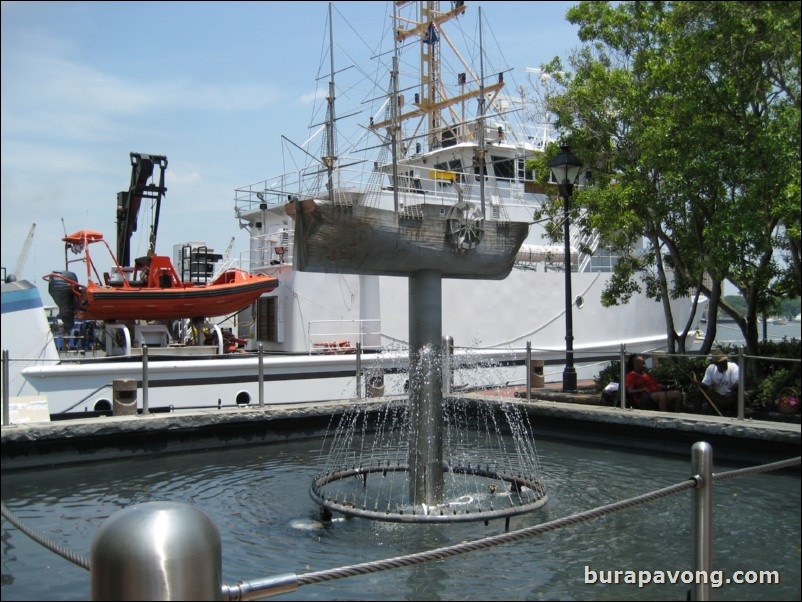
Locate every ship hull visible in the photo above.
<box><xmin>286</xmin><ymin>199</ymin><xmax>529</xmax><ymax>279</ymax></box>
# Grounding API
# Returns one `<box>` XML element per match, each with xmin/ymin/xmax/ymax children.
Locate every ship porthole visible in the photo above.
<box><xmin>575</xmin><ymin>295</ymin><xmax>585</xmax><ymax>309</ymax></box>
<box><xmin>236</xmin><ymin>390</ymin><xmax>252</xmax><ymax>406</ymax></box>
<box><xmin>94</xmin><ymin>399</ymin><xmax>112</xmax><ymax>412</ymax></box>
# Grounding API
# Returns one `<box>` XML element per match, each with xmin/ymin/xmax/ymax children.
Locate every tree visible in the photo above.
<box><xmin>540</xmin><ymin>1</ymin><xmax>801</xmax><ymax>356</ymax></box>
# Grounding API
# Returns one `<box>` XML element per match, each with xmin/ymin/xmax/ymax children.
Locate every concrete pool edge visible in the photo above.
<box><xmin>2</xmin><ymin>395</ymin><xmax>799</xmax><ymax>470</ymax></box>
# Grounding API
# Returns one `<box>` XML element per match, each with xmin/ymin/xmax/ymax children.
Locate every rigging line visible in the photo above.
<box><xmin>487</xmin><ymin>273</ymin><xmax>603</xmax><ymax>348</ymax></box>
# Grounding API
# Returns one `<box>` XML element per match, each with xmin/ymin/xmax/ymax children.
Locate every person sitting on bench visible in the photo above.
<box><xmin>625</xmin><ymin>354</ymin><xmax>683</xmax><ymax>412</ymax></box>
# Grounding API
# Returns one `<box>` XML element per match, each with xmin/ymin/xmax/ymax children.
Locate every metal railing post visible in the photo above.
<box><xmin>737</xmin><ymin>346</ymin><xmax>745</xmax><ymax>419</ymax></box>
<box><xmin>258</xmin><ymin>343</ymin><xmax>265</xmax><ymax>407</ymax></box>
<box><xmin>90</xmin><ymin>502</ymin><xmax>222</xmax><ymax>601</ymax></box>
<box><xmin>2</xmin><ymin>350</ymin><xmax>9</xmax><ymax>426</ymax></box>
<box><xmin>526</xmin><ymin>342</ymin><xmax>532</xmax><ymax>403</ymax></box>
<box><xmin>691</xmin><ymin>441</ymin><xmax>713</xmax><ymax>601</ymax></box>
<box><xmin>141</xmin><ymin>345</ymin><xmax>149</xmax><ymax>414</ymax></box>
<box><xmin>619</xmin><ymin>344</ymin><xmax>627</xmax><ymax>409</ymax></box>
<box><xmin>443</xmin><ymin>336</ymin><xmax>453</xmax><ymax>395</ymax></box>
<box><xmin>356</xmin><ymin>342</ymin><xmax>362</xmax><ymax>399</ymax></box>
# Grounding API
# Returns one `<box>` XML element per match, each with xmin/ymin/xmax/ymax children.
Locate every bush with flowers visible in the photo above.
<box><xmin>775</xmin><ymin>388</ymin><xmax>800</xmax><ymax>414</ymax></box>
<box><xmin>750</xmin><ymin>366</ymin><xmax>800</xmax><ymax>414</ymax></box>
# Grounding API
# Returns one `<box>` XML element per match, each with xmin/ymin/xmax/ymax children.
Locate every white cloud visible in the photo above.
<box><xmin>2</xmin><ymin>28</ymin><xmax>281</xmax><ymax>146</ymax></box>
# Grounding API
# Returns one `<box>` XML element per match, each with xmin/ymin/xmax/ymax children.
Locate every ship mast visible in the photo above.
<box><xmin>323</xmin><ymin>3</ymin><xmax>337</xmax><ymax>204</ymax></box>
<box><xmin>476</xmin><ymin>6</ymin><xmax>486</xmax><ymax>217</ymax></box>
<box><xmin>371</xmin><ymin>1</ymin><xmax>504</xmax><ymax>153</ymax></box>
<box><xmin>390</xmin><ymin>2</ymin><xmax>402</xmax><ymax>212</ymax></box>
<box><xmin>421</xmin><ymin>1</ymin><xmax>441</xmax><ymax>150</ymax></box>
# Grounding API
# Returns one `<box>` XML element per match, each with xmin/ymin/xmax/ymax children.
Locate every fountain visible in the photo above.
<box><xmin>290</xmin><ymin>3</ymin><xmax>545</xmax><ymax>524</ymax></box>
<box><xmin>309</xmin><ymin>269</ymin><xmax>548</xmax><ymax>524</ymax></box>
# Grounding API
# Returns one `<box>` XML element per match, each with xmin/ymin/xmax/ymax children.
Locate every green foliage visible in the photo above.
<box><xmin>778</xmin><ymin>297</ymin><xmax>801</xmax><ymax>318</ymax></box>
<box><xmin>544</xmin><ymin>1</ymin><xmax>802</xmax><ymax>355</ymax></box>
<box><xmin>754</xmin><ymin>369</ymin><xmax>799</xmax><ymax>407</ymax></box>
<box><xmin>723</xmin><ymin>295</ymin><xmax>746</xmax><ymax>316</ymax></box>
<box><xmin>594</xmin><ymin>361</ymin><xmax>621</xmax><ymax>391</ymax></box>
<box><xmin>747</xmin><ymin>338</ymin><xmax>802</xmax><ymax>405</ymax></box>
<box><xmin>593</xmin><ymin>338</ymin><xmax>801</xmax><ymax>413</ymax></box>
<box><xmin>650</xmin><ymin>356</ymin><xmax>709</xmax><ymax>388</ymax></box>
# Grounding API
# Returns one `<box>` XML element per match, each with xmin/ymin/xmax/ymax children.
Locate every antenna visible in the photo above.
<box><xmin>14</xmin><ymin>223</ymin><xmax>36</xmax><ymax>279</ymax></box>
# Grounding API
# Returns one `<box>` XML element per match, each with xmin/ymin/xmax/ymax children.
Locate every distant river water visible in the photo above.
<box><xmin>1</xmin><ymin>436</ymin><xmax>799</xmax><ymax>601</ymax></box>
<box><xmin>703</xmin><ymin>318</ymin><xmax>801</xmax><ymax>346</ymax></box>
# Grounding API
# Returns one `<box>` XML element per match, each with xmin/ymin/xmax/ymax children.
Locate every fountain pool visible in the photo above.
<box><xmin>1</xmin><ymin>435</ymin><xmax>799</xmax><ymax>601</ymax></box>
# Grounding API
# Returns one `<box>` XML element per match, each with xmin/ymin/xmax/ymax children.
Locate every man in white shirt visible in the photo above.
<box><xmin>697</xmin><ymin>349</ymin><xmax>740</xmax><ymax>412</ymax></box>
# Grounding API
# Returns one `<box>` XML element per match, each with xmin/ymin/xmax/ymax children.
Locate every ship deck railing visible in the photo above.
<box><xmin>234</xmin><ymin>162</ymin><xmax>546</xmax><ymax>216</ymax></box>
<box><xmin>307</xmin><ymin>319</ymin><xmax>383</xmax><ymax>354</ymax></box>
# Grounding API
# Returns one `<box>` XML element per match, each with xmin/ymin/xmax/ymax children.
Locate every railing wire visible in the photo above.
<box><xmin>0</xmin><ymin>502</ymin><xmax>90</xmax><ymax>570</ymax></box>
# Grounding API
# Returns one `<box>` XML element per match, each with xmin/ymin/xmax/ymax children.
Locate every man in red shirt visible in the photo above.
<box><xmin>625</xmin><ymin>355</ymin><xmax>683</xmax><ymax>412</ymax></box>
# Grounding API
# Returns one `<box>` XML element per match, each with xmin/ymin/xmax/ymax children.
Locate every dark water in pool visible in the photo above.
<box><xmin>1</xmin><ymin>436</ymin><xmax>799</xmax><ymax>601</ymax></box>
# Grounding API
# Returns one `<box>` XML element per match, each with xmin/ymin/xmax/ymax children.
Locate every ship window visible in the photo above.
<box><xmin>434</xmin><ymin>159</ymin><xmax>463</xmax><ymax>173</ymax></box>
<box><xmin>257</xmin><ymin>296</ymin><xmax>279</xmax><ymax>342</ymax></box>
<box><xmin>491</xmin><ymin>155</ymin><xmax>515</xmax><ymax>180</ymax></box>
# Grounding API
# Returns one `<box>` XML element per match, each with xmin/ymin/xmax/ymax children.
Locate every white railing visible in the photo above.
<box><xmin>247</xmin><ymin>229</ymin><xmax>293</xmax><ymax>273</ymax></box>
<box><xmin>234</xmin><ymin>163</ymin><xmax>536</xmax><ymax>218</ymax></box>
<box><xmin>307</xmin><ymin>319</ymin><xmax>382</xmax><ymax>354</ymax></box>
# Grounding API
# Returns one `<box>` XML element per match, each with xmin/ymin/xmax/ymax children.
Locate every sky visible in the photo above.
<box><xmin>1</xmin><ymin>1</ymin><xmax>582</xmax><ymax>290</ymax></box>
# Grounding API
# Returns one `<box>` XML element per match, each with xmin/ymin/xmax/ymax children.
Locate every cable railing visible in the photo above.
<box><xmin>4</xmin><ymin>340</ymin><xmax>800</xmax><ymax>424</ymax></box>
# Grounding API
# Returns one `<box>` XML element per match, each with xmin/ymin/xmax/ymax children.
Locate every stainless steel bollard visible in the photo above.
<box><xmin>691</xmin><ymin>441</ymin><xmax>713</xmax><ymax>601</ymax></box>
<box><xmin>112</xmin><ymin>379</ymin><xmax>137</xmax><ymax>416</ymax></box>
<box><xmin>90</xmin><ymin>501</ymin><xmax>222</xmax><ymax>601</ymax></box>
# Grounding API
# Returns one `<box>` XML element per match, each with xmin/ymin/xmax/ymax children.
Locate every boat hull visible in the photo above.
<box><xmin>78</xmin><ymin>276</ymin><xmax>277</xmax><ymax>321</ymax></box>
<box><xmin>286</xmin><ymin>199</ymin><xmax>528</xmax><ymax>279</ymax></box>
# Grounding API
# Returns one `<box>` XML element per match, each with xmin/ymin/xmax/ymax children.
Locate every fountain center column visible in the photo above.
<box><xmin>408</xmin><ymin>269</ymin><xmax>444</xmax><ymax>506</ymax></box>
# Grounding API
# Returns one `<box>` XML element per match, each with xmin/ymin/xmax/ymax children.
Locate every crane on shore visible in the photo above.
<box><xmin>14</xmin><ymin>223</ymin><xmax>36</xmax><ymax>279</ymax></box>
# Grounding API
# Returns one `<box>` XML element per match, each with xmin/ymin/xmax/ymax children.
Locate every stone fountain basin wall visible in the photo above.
<box><xmin>2</xmin><ymin>395</ymin><xmax>799</xmax><ymax>471</ymax></box>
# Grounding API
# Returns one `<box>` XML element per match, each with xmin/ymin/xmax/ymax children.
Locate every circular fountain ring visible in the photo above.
<box><xmin>310</xmin><ymin>463</ymin><xmax>548</xmax><ymax>524</ymax></box>
<box><xmin>445</xmin><ymin>201</ymin><xmax>485</xmax><ymax>252</ymax></box>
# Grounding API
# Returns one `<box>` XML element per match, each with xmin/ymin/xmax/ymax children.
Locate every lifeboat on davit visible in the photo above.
<box><xmin>44</xmin><ymin>230</ymin><xmax>277</xmax><ymax>323</ymax></box>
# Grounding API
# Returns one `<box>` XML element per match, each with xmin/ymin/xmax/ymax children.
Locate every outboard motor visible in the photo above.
<box><xmin>48</xmin><ymin>270</ymin><xmax>78</xmax><ymax>331</ymax></box>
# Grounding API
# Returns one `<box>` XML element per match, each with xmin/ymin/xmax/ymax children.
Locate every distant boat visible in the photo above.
<box><xmin>771</xmin><ymin>317</ymin><xmax>789</xmax><ymax>325</ymax></box>
<box><xmin>792</xmin><ymin>313</ymin><xmax>801</xmax><ymax>323</ymax></box>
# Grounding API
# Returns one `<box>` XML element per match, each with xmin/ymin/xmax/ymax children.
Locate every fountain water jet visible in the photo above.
<box><xmin>294</xmin><ymin>1</ymin><xmax>547</xmax><ymax>524</ymax></box>
<box><xmin>309</xmin><ymin>268</ymin><xmax>548</xmax><ymax>524</ymax></box>
<box><xmin>408</xmin><ymin>270</ymin><xmax>444</xmax><ymax>506</ymax></box>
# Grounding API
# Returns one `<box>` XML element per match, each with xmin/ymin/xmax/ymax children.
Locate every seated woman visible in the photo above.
<box><xmin>625</xmin><ymin>354</ymin><xmax>683</xmax><ymax>412</ymax></box>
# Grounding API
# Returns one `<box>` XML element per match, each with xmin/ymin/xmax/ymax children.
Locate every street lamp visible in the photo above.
<box><xmin>548</xmin><ymin>143</ymin><xmax>582</xmax><ymax>392</ymax></box>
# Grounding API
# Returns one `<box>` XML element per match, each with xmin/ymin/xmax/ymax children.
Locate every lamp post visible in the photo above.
<box><xmin>548</xmin><ymin>143</ymin><xmax>582</xmax><ymax>392</ymax></box>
